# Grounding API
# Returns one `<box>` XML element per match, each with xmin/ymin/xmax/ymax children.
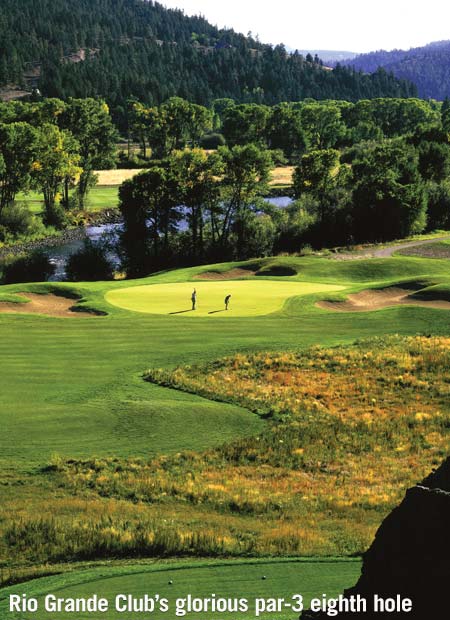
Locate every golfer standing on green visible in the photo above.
<box><xmin>224</xmin><ymin>294</ymin><xmax>231</xmax><ymax>310</ymax></box>
<box><xmin>191</xmin><ymin>288</ymin><xmax>197</xmax><ymax>310</ymax></box>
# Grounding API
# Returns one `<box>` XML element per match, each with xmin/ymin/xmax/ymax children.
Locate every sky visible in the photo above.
<box><xmin>160</xmin><ymin>0</ymin><xmax>450</xmax><ymax>53</ymax></box>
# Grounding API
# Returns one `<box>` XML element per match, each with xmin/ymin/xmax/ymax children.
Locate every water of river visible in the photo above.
<box><xmin>48</xmin><ymin>196</ymin><xmax>293</xmax><ymax>281</ymax></box>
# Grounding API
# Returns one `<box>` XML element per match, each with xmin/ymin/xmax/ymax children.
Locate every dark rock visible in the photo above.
<box><xmin>301</xmin><ymin>458</ymin><xmax>450</xmax><ymax>619</ymax></box>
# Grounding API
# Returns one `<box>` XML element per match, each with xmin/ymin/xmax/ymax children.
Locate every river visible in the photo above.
<box><xmin>47</xmin><ymin>196</ymin><xmax>293</xmax><ymax>281</ymax></box>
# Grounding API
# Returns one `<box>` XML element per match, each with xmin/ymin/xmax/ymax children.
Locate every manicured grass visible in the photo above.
<box><xmin>16</xmin><ymin>186</ymin><xmax>119</xmax><ymax>214</ymax></box>
<box><xmin>1</xmin><ymin>255</ymin><xmax>450</xmax><ymax>577</ymax></box>
<box><xmin>1</xmin><ymin>256</ymin><xmax>450</xmax><ymax>473</ymax></box>
<box><xmin>106</xmin><ymin>281</ymin><xmax>344</xmax><ymax>317</ymax></box>
<box><xmin>0</xmin><ymin>558</ymin><xmax>361</xmax><ymax>620</ymax></box>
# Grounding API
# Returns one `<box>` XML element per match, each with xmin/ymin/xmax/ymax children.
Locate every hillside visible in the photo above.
<box><xmin>341</xmin><ymin>40</ymin><xmax>450</xmax><ymax>100</ymax></box>
<box><xmin>295</xmin><ymin>49</ymin><xmax>358</xmax><ymax>63</ymax></box>
<box><xmin>0</xmin><ymin>0</ymin><xmax>415</xmax><ymax>120</ymax></box>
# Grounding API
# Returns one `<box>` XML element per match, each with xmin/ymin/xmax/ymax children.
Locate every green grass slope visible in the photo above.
<box><xmin>0</xmin><ymin>558</ymin><xmax>361</xmax><ymax>620</ymax></box>
<box><xmin>1</xmin><ymin>255</ymin><xmax>450</xmax><ymax>473</ymax></box>
<box><xmin>106</xmin><ymin>281</ymin><xmax>344</xmax><ymax>317</ymax></box>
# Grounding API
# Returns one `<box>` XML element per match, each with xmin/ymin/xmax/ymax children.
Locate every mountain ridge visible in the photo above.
<box><xmin>0</xmin><ymin>0</ymin><xmax>416</xmax><ymax>126</ymax></box>
<box><xmin>340</xmin><ymin>40</ymin><xmax>450</xmax><ymax>99</ymax></box>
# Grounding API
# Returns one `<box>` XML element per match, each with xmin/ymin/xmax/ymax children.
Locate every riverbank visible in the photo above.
<box><xmin>0</xmin><ymin>208</ymin><xmax>122</xmax><ymax>261</ymax></box>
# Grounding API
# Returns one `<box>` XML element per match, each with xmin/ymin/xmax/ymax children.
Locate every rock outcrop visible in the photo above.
<box><xmin>302</xmin><ymin>458</ymin><xmax>450</xmax><ymax>619</ymax></box>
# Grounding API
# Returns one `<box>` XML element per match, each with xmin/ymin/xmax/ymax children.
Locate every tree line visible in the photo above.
<box><xmin>1</xmin><ymin>0</ymin><xmax>416</xmax><ymax>130</ymax></box>
<box><xmin>2</xmin><ymin>94</ymin><xmax>450</xmax><ymax>281</ymax></box>
<box><xmin>0</xmin><ymin>97</ymin><xmax>116</xmax><ymax>239</ymax></box>
<box><xmin>119</xmin><ymin>145</ymin><xmax>273</xmax><ymax>275</ymax></box>
<box><xmin>118</xmin><ymin>100</ymin><xmax>450</xmax><ymax>275</ymax></box>
<box><xmin>128</xmin><ymin>96</ymin><xmax>441</xmax><ymax>163</ymax></box>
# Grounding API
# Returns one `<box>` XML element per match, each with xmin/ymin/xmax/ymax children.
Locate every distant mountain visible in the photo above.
<box><xmin>294</xmin><ymin>49</ymin><xmax>358</xmax><ymax>64</ymax></box>
<box><xmin>341</xmin><ymin>40</ymin><xmax>450</xmax><ymax>100</ymax></box>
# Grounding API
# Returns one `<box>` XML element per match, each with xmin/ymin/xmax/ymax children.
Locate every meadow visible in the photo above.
<box><xmin>15</xmin><ymin>166</ymin><xmax>294</xmax><ymax>215</ymax></box>
<box><xmin>1</xmin><ymin>252</ymin><xmax>450</xmax><ymax>605</ymax></box>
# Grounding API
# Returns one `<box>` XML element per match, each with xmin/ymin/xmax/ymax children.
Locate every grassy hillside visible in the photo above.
<box><xmin>1</xmin><ymin>253</ymin><xmax>450</xmax><ymax>588</ymax></box>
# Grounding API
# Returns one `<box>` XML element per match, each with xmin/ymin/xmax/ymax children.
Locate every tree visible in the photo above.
<box><xmin>350</xmin><ymin>140</ymin><xmax>426</xmax><ymax>242</ymax></box>
<box><xmin>1</xmin><ymin>250</ymin><xmax>55</xmax><ymax>284</ymax></box>
<box><xmin>274</xmin><ymin>196</ymin><xmax>318</xmax><ymax>253</ymax></box>
<box><xmin>299</xmin><ymin>103</ymin><xmax>347</xmax><ymax>150</ymax></box>
<box><xmin>265</xmin><ymin>103</ymin><xmax>308</xmax><ymax>161</ymax></box>
<box><xmin>160</xmin><ymin>98</ymin><xmax>212</xmax><ymax>153</ymax></box>
<box><xmin>118</xmin><ymin>167</ymin><xmax>181</xmax><ymax>276</ymax></box>
<box><xmin>370</xmin><ymin>98</ymin><xmax>439</xmax><ymax>137</ymax></box>
<box><xmin>59</xmin><ymin>98</ymin><xmax>117</xmax><ymax>209</ymax></box>
<box><xmin>211</xmin><ymin>98</ymin><xmax>235</xmax><ymax>130</ymax></box>
<box><xmin>171</xmin><ymin>149</ymin><xmax>222</xmax><ymax>260</ymax></box>
<box><xmin>31</xmin><ymin>124</ymin><xmax>81</xmax><ymax>227</ymax></box>
<box><xmin>293</xmin><ymin>150</ymin><xmax>350</xmax><ymax>247</ymax></box>
<box><xmin>222</xmin><ymin>104</ymin><xmax>270</xmax><ymax>147</ymax></box>
<box><xmin>216</xmin><ymin>144</ymin><xmax>273</xmax><ymax>257</ymax></box>
<box><xmin>293</xmin><ymin>149</ymin><xmax>340</xmax><ymax>197</ymax></box>
<box><xmin>129</xmin><ymin>101</ymin><xmax>153</xmax><ymax>159</ymax></box>
<box><xmin>0</xmin><ymin>122</ymin><xmax>39</xmax><ymax>216</ymax></box>
<box><xmin>417</xmin><ymin>141</ymin><xmax>450</xmax><ymax>182</ymax></box>
<box><xmin>66</xmin><ymin>239</ymin><xmax>115</xmax><ymax>281</ymax></box>
<box><xmin>426</xmin><ymin>182</ymin><xmax>450</xmax><ymax>230</ymax></box>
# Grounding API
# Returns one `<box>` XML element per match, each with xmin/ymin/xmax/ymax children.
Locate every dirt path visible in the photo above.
<box><xmin>333</xmin><ymin>236</ymin><xmax>450</xmax><ymax>260</ymax></box>
<box><xmin>0</xmin><ymin>293</ymin><xmax>102</xmax><ymax>318</ymax></box>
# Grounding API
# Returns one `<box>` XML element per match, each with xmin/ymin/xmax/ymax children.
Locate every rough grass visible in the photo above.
<box><xmin>397</xmin><ymin>240</ymin><xmax>450</xmax><ymax>259</ymax></box>
<box><xmin>271</xmin><ymin>166</ymin><xmax>294</xmax><ymax>186</ymax></box>
<box><xmin>94</xmin><ymin>169</ymin><xmax>144</xmax><ymax>185</ymax></box>
<box><xmin>3</xmin><ymin>336</ymin><xmax>449</xmax><ymax>568</ymax></box>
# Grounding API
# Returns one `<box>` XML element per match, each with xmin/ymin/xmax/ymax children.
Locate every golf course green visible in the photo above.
<box><xmin>1</xmin><ymin>253</ymin><xmax>450</xmax><ymax>611</ymax></box>
<box><xmin>106</xmin><ymin>281</ymin><xmax>345</xmax><ymax>316</ymax></box>
<box><xmin>1</xmin><ymin>256</ymin><xmax>450</xmax><ymax>469</ymax></box>
<box><xmin>0</xmin><ymin>558</ymin><xmax>361</xmax><ymax>620</ymax></box>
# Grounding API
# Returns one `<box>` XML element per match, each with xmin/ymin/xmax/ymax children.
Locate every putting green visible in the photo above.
<box><xmin>105</xmin><ymin>281</ymin><xmax>345</xmax><ymax>317</ymax></box>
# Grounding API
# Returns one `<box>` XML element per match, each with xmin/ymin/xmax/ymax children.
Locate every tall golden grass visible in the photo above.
<box><xmin>2</xmin><ymin>336</ymin><xmax>448</xmax><ymax>577</ymax></box>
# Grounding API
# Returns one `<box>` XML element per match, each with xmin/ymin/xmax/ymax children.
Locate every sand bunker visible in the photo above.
<box><xmin>0</xmin><ymin>293</ymin><xmax>102</xmax><ymax>318</ymax></box>
<box><xmin>318</xmin><ymin>286</ymin><xmax>450</xmax><ymax>312</ymax></box>
<box><xmin>195</xmin><ymin>268</ymin><xmax>257</xmax><ymax>280</ymax></box>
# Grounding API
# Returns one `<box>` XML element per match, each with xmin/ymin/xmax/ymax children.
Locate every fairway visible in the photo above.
<box><xmin>2</xmin><ymin>255</ymin><xmax>450</xmax><ymax>590</ymax></box>
<box><xmin>106</xmin><ymin>281</ymin><xmax>345</xmax><ymax>317</ymax></box>
<box><xmin>0</xmin><ymin>559</ymin><xmax>361</xmax><ymax>620</ymax></box>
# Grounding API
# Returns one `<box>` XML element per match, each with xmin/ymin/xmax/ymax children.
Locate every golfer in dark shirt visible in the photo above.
<box><xmin>225</xmin><ymin>294</ymin><xmax>231</xmax><ymax>310</ymax></box>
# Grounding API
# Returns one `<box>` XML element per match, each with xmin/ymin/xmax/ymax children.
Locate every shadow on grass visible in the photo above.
<box><xmin>208</xmin><ymin>309</ymin><xmax>227</xmax><ymax>314</ymax></box>
<box><xmin>169</xmin><ymin>309</ymin><xmax>195</xmax><ymax>315</ymax></box>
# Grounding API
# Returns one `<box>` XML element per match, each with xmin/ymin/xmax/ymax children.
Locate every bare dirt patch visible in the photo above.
<box><xmin>0</xmin><ymin>293</ymin><xmax>103</xmax><ymax>318</ymax></box>
<box><xmin>195</xmin><ymin>268</ymin><xmax>257</xmax><ymax>280</ymax></box>
<box><xmin>317</xmin><ymin>286</ymin><xmax>450</xmax><ymax>312</ymax></box>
